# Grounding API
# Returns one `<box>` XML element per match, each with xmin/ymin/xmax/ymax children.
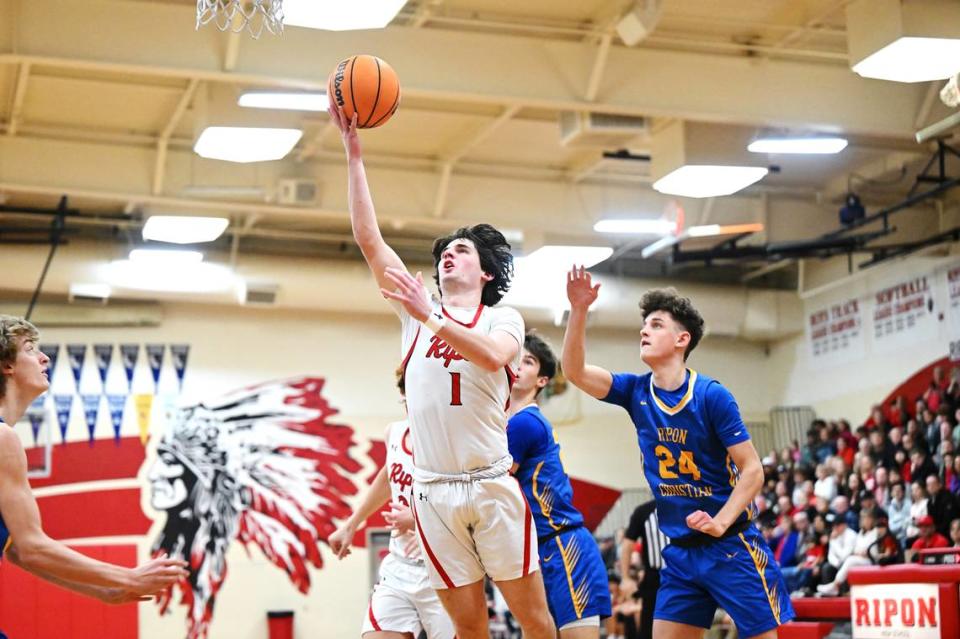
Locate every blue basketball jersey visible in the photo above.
<box><xmin>0</xmin><ymin>418</ymin><xmax>9</xmax><ymax>557</ymax></box>
<box><xmin>602</xmin><ymin>369</ymin><xmax>756</xmax><ymax>540</ymax></box>
<box><xmin>507</xmin><ymin>405</ymin><xmax>584</xmax><ymax>538</ymax></box>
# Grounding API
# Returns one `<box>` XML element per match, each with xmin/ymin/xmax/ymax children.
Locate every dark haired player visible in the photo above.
<box><xmin>560</xmin><ymin>269</ymin><xmax>794</xmax><ymax>639</ymax></box>
<box><xmin>330</xmin><ymin>106</ymin><xmax>555</xmax><ymax>639</ymax></box>
<box><xmin>507</xmin><ymin>332</ymin><xmax>612</xmax><ymax>638</ymax></box>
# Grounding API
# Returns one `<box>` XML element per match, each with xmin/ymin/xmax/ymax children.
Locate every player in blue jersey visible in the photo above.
<box><xmin>507</xmin><ymin>332</ymin><xmax>612</xmax><ymax>638</ymax></box>
<box><xmin>559</xmin><ymin>270</ymin><xmax>794</xmax><ymax>639</ymax></box>
<box><xmin>0</xmin><ymin>315</ymin><xmax>187</xmax><ymax>621</ymax></box>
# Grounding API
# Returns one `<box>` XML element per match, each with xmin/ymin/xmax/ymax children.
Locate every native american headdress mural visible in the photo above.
<box><xmin>146</xmin><ymin>377</ymin><xmax>362</xmax><ymax>638</ymax></box>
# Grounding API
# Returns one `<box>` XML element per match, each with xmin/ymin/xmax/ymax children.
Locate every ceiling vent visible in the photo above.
<box><xmin>239</xmin><ymin>281</ymin><xmax>279</xmax><ymax>305</ymax></box>
<box><xmin>277</xmin><ymin>179</ymin><xmax>320</xmax><ymax>205</ymax></box>
<box><xmin>559</xmin><ymin>112</ymin><xmax>649</xmax><ymax>148</ymax></box>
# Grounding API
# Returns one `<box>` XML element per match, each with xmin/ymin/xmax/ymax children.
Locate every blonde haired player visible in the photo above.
<box><xmin>329</xmin><ymin>377</ymin><xmax>455</xmax><ymax>639</ymax></box>
<box><xmin>330</xmin><ymin>106</ymin><xmax>555</xmax><ymax>639</ymax></box>
<box><xmin>0</xmin><ymin>315</ymin><xmax>187</xmax><ymax>639</ymax></box>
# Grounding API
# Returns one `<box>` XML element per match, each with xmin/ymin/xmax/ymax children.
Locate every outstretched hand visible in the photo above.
<box><xmin>566</xmin><ymin>265</ymin><xmax>601</xmax><ymax>310</ymax></box>
<box><xmin>686</xmin><ymin>510</ymin><xmax>727</xmax><ymax>538</ymax></box>
<box><xmin>381</xmin><ymin>268</ymin><xmax>432</xmax><ymax>322</ymax></box>
<box><xmin>328</xmin><ymin>522</ymin><xmax>357</xmax><ymax>559</ymax></box>
<box><xmin>327</xmin><ymin>104</ymin><xmax>362</xmax><ymax>159</ymax></box>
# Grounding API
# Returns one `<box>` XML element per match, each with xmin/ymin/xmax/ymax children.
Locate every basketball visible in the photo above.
<box><xmin>328</xmin><ymin>55</ymin><xmax>401</xmax><ymax>129</ymax></box>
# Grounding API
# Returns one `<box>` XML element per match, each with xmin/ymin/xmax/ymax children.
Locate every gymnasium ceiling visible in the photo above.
<box><xmin>0</xmin><ymin>0</ymin><xmax>958</xmax><ymax>292</ymax></box>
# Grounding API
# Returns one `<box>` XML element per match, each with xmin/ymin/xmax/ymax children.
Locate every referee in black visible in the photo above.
<box><xmin>620</xmin><ymin>499</ymin><xmax>668</xmax><ymax>639</ymax></box>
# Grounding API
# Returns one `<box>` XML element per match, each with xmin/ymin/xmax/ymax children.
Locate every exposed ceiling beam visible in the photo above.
<box><xmin>769</xmin><ymin>0</ymin><xmax>853</xmax><ymax>51</ymax></box>
<box><xmin>6</xmin><ymin>62</ymin><xmax>30</xmax><ymax>137</ymax></box>
<box><xmin>153</xmin><ymin>78</ymin><xmax>200</xmax><ymax>195</ymax></box>
<box><xmin>0</xmin><ymin>0</ymin><xmax>926</xmax><ymax>138</ymax></box>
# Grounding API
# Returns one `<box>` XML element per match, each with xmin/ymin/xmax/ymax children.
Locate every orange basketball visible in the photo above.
<box><xmin>328</xmin><ymin>55</ymin><xmax>401</xmax><ymax>129</ymax></box>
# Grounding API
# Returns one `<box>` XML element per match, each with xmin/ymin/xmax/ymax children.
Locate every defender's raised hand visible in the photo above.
<box><xmin>566</xmin><ymin>265</ymin><xmax>601</xmax><ymax>310</ymax></box>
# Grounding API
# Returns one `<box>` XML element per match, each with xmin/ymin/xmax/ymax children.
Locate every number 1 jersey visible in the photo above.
<box><xmin>398</xmin><ymin>300</ymin><xmax>524</xmax><ymax>475</ymax></box>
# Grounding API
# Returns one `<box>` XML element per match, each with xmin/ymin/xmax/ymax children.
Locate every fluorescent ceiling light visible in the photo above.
<box><xmin>142</xmin><ymin>216</ymin><xmax>229</xmax><ymax>244</ymax></box>
<box><xmin>129</xmin><ymin>249</ymin><xmax>204</xmax><ymax>264</ymax></box>
<box><xmin>653</xmin><ymin>165</ymin><xmax>768</xmax><ymax>198</ymax></box>
<box><xmin>238</xmin><ymin>91</ymin><xmax>329</xmax><ymax>111</ymax></box>
<box><xmin>687</xmin><ymin>225</ymin><xmax>722</xmax><ymax>238</ymax></box>
<box><xmin>593</xmin><ymin>219</ymin><xmax>676</xmax><ymax>235</ymax></box>
<box><xmin>748</xmin><ymin>137</ymin><xmax>848</xmax><ymax>154</ymax></box>
<box><xmin>522</xmin><ymin>245</ymin><xmax>614</xmax><ymax>269</ymax></box>
<box><xmin>194</xmin><ymin>127</ymin><xmax>303</xmax><ymax>163</ymax></box>
<box><xmin>852</xmin><ymin>37</ymin><xmax>960</xmax><ymax>83</ymax></box>
<box><xmin>283</xmin><ymin>0</ymin><xmax>407</xmax><ymax>31</ymax></box>
<box><xmin>101</xmin><ymin>260</ymin><xmax>236</xmax><ymax>293</ymax></box>
<box><xmin>69</xmin><ymin>283</ymin><xmax>111</xmax><ymax>300</ymax></box>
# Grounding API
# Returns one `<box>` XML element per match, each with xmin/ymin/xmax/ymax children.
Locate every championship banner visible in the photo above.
<box><xmin>81</xmin><ymin>394</ymin><xmax>101</xmax><ymax>444</ymax></box>
<box><xmin>66</xmin><ymin>344</ymin><xmax>87</xmax><ymax>389</ymax></box>
<box><xmin>146</xmin><ymin>344</ymin><xmax>165</xmax><ymax>392</ymax></box>
<box><xmin>120</xmin><ymin>344</ymin><xmax>139</xmax><ymax>390</ymax></box>
<box><xmin>872</xmin><ymin>275</ymin><xmax>936</xmax><ymax>352</ymax></box>
<box><xmin>134</xmin><ymin>393</ymin><xmax>154</xmax><ymax>445</ymax></box>
<box><xmin>93</xmin><ymin>344</ymin><xmax>114</xmax><ymax>387</ymax></box>
<box><xmin>946</xmin><ymin>264</ymin><xmax>960</xmax><ymax>334</ymax></box>
<box><xmin>39</xmin><ymin>344</ymin><xmax>59</xmax><ymax>382</ymax></box>
<box><xmin>27</xmin><ymin>395</ymin><xmax>46</xmax><ymax>446</ymax></box>
<box><xmin>53</xmin><ymin>394</ymin><xmax>73</xmax><ymax>443</ymax></box>
<box><xmin>107</xmin><ymin>394</ymin><xmax>127</xmax><ymax>444</ymax></box>
<box><xmin>170</xmin><ymin>344</ymin><xmax>190</xmax><ymax>391</ymax></box>
<box><xmin>806</xmin><ymin>297</ymin><xmax>865</xmax><ymax>365</ymax></box>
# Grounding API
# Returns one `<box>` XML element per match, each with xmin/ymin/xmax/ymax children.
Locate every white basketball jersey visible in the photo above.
<box><xmin>398</xmin><ymin>300</ymin><xmax>524</xmax><ymax>474</ymax></box>
<box><xmin>385</xmin><ymin>420</ymin><xmax>421</xmax><ymax>561</ymax></box>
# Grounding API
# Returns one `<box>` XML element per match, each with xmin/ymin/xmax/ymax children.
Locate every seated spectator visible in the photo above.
<box><xmin>945</xmin><ymin>517</ymin><xmax>960</xmax><ymax>565</ymax></box>
<box><xmin>910</xmin><ymin>448</ymin><xmax>938</xmax><ymax>486</ymax></box>
<box><xmin>814</xmin><ymin>463</ymin><xmax>838</xmax><ymax>503</ymax></box>
<box><xmin>782</xmin><ymin>526</ymin><xmax>827</xmax><ymax>597</ymax></box>
<box><xmin>926</xmin><ymin>474</ymin><xmax>960</xmax><ymax>538</ymax></box>
<box><xmin>951</xmin><ymin>456</ymin><xmax>960</xmax><ymax>496</ymax></box>
<box><xmin>889</xmin><ymin>426</ymin><xmax>905</xmax><ymax>455</ymax></box>
<box><xmin>907</xmin><ymin>481</ymin><xmax>930</xmax><ymax>545</ymax></box>
<box><xmin>887</xmin><ymin>481</ymin><xmax>912</xmax><ymax>543</ymax></box>
<box><xmin>874</xmin><ymin>467</ymin><xmax>890</xmax><ymax>507</ymax></box>
<box><xmin>838</xmin><ymin>419</ymin><xmax>857</xmax><ymax>445</ymax></box>
<box><xmin>821</xmin><ymin>511</ymin><xmax>857</xmax><ymax>586</ymax></box>
<box><xmin>831</xmin><ymin>495</ymin><xmax>859</xmax><ymax>531</ymax></box>
<box><xmin>868</xmin><ymin>513</ymin><xmax>903</xmax><ymax>566</ymax></box>
<box><xmin>908</xmin><ymin>515</ymin><xmax>950</xmax><ymax>562</ymax></box>
<box><xmin>815</xmin><ymin>426</ymin><xmax>837</xmax><ymax>464</ymax></box>
<box><xmin>774</xmin><ymin>512</ymin><xmax>807</xmax><ymax>569</ymax></box>
<box><xmin>817</xmin><ymin>507</ymin><xmax>878</xmax><ymax>596</ymax></box>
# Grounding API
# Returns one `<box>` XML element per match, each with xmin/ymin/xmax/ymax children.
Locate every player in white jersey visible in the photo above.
<box><xmin>329</xmin><ymin>413</ymin><xmax>454</xmax><ymax>639</ymax></box>
<box><xmin>331</xmin><ymin>105</ymin><xmax>555</xmax><ymax>639</ymax></box>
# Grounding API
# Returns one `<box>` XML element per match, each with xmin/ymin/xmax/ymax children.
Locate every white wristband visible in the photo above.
<box><xmin>423</xmin><ymin>311</ymin><xmax>446</xmax><ymax>334</ymax></box>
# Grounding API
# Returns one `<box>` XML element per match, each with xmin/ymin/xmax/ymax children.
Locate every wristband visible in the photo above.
<box><xmin>423</xmin><ymin>311</ymin><xmax>446</xmax><ymax>334</ymax></box>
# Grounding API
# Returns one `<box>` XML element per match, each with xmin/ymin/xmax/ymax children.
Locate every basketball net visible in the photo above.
<box><xmin>196</xmin><ymin>0</ymin><xmax>284</xmax><ymax>38</ymax></box>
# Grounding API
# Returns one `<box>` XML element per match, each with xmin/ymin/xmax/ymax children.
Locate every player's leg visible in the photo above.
<box><xmin>493</xmin><ymin>571</ymin><xmax>556</xmax><ymax>639</ymax></box>
<box><xmin>361</xmin><ymin>586</ymin><xmax>419</xmax><ymax>639</ymax></box>
<box><xmin>653</xmin><ymin>619</ymin><xmax>708</xmax><ymax>639</ymax></box>
<box><xmin>411</xmin><ymin>481</ymin><xmax>487</xmax><ymax>638</ymax></box>
<box><xmin>362</xmin><ymin>556</ymin><xmax>426</xmax><ymax>639</ymax></box>
<box><xmin>472</xmin><ymin>475</ymin><xmax>554</xmax><ymax>638</ymax></box>
<box><xmin>543</xmin><ymin>527</ymin><xmax>612</xmax><ymax>639</ymax></box>
<box><xmin>559</xmin><ymin>617</ymin><xmax>603</xmax><ymax>638</ymax></box>
<box><xmin>651</xmin><ymin>545</ymin><xmax>715</xmax><ymax>639</ymax></box>
<box><xmin>701</xmin><ymin>530</ymin><xmax>795</xmax><ymax>639</ymax></box>
<box><xmin>412</xmin><ymin>570</ymin><xmax>457</xmax><ymax>639</ymax></box>
<box><xmin>434</xmin><ymin>579</ymin><xmax>491</xmax><ymax>639</ymax></box>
